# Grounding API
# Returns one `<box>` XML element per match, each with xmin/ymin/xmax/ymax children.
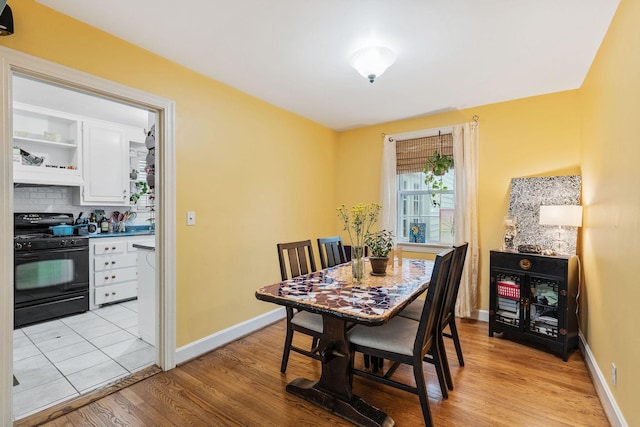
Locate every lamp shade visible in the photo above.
<box><xmin>0</xmin><ymin>4</ymin><xmax>13</xmax><ymax>36</ymax></box>
<box><xmin>349</xmin><ymin>46</ymin><xmax>396</xmax><ymax>83</ymax></box>
<box><xmin>539</xmin><ymin>205</ymin><xmax>583</xmax><ymax>227</ymax></box>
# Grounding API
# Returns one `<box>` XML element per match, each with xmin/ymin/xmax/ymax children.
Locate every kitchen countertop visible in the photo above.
<box><xmin>87</xmin><ymin>230</ymin><xmax>155</xmax><ymax>238</ymax></box>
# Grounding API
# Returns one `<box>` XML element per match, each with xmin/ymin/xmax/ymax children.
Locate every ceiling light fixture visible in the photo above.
<box><xmin>349</xmin><ymin>46</ymin><xmax>396</xmax><ymax>83</ymax></box>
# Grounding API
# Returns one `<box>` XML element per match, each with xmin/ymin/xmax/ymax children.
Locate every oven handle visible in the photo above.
<box><xmin>15</xmin><ymin>246</ymin><xmax>88</xmax><ymax>260</ymax></box>
<box><xmin>28</xmin><ymin>295</ymin><xmax>85</xmax><ymax>308</ymax></box>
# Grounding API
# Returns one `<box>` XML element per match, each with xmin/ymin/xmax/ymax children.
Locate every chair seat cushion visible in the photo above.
<box><xmin>349</xmin><ymin>316</ymin><xmax>419</xmax><ymax>357</ymax></box>
<box><xmin>291</xmin><ymin>311</ymin><xmax>323</xmax><ymax>333</ymax></box>
<box><xmin>398</xmin><ymin>299</ymin><xmax>424</xmax><ymax>321</ymax></box>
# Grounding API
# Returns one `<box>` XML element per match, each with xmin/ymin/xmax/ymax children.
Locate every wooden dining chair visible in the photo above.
<box><xmin>399</xmin><ymin>242</ymin><xmax>469</xmax><ymax>387</ymax></box>
<box><xmin>348</xmin><ymin>248</ymin><xmax>454</xmax><ymax>426</ymax></box>
<box><xmin>276</xmin><ymin>240</ymin><xmax>324</xmax><ymax>373</ymax></box>
<box><xmin>317</xmin><ymin>236</ymin><xmax>348</xmax><ymax>269</ymax></box>
<box><xmin>344</xmin><ymin>244</ymin><xmax>369</xmax><ymax>260</ymax></box>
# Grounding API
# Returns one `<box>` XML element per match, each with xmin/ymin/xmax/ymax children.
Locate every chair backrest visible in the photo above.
<box><xmin>413</xmin><ymin>248</ymin><xmax>454</xmax><ymax>356</ymax></box>
<box><xmin>441</xmin><ymin>242</ymin><xmax>469</xmax><ymax>324</ymax></box>
<box><xmin>317</xmin><ymin>236</ymin><xmax>348</xmax><ymax>269</ymax></box>
<box><xmin>344</xmin><ymin>245</ymin><xmax>369</xmax><ymax>260</ymax></box>
<box><xmin>276</xmin><ymin>240</ymin><xmax>317</xmax><ymax>281</ymax></box>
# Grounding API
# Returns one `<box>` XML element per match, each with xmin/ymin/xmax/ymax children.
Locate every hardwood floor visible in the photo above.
<box><xmin>30</xmin><ymin>319</ymin><xmax>609</xmax><ymax>427</ymax></box>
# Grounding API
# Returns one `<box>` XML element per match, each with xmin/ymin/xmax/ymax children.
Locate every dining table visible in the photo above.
<box><xmin>255</xmin><ymin>257</ymin><xmax>435</xmax><ymax>427</ymax></box>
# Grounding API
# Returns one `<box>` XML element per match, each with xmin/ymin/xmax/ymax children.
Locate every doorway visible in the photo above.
<box><xmin>0</xmin><ymin>46</ymin><xmax>177</xmax><ymax>423</ymax></box>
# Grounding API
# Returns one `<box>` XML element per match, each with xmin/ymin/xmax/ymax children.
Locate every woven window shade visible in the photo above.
<box><xmin>396</xmin><ymin>133</ymin><xmax>453</xmax><ymax>174</ymax></box>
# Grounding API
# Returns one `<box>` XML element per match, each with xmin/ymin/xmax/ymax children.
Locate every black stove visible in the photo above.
<box><xmin>14</xmin><ymin>212</ymin><xmax>89</xmax><ymax>328</ymax></box>
<box><xmin>14</xmin><ymin>212</ymin><xmax>88</xmax><ymax>251</ymax></box>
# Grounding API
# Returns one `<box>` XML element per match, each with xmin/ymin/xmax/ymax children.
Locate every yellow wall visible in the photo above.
<box><xmin>336</xmin><ymin>92</ymin><xmax>582</xmax><ymax>310</ymax></box>
<box><xmin>580</xmin><ymin>0</ymin><xmax>640</xmax><ymax>424</ymax></box>
<box><xmin>1</xmin><ymin>1</ymin><xmax>338</xmax><ymax>346</ymax></box>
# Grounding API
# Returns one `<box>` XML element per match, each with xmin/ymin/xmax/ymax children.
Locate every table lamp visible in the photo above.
<box><xmin>539</xmin><ymin>205</ymin><xmax>583</xmax><ymax>254</ymax></box>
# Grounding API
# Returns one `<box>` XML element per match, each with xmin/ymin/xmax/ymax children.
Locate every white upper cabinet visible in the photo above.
<box><xmin>77</xmin><ymin>119</ymin><xmax>129</xmax><ymax>205</ymax></box>
<box><xmin>13</xmin><ymin>101</ymin><xmax>147</xmax><ymax>204</ymax></box>
<box><xmin>12</xmin><ymin>103</ymin><xmax>83</xmax><ymax>185</ymax></box>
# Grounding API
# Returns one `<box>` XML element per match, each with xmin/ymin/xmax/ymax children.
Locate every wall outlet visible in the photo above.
<box><xmin>186</xmin><ymin>211</ymin><xmax>196</xmax><ymax>226</ymax></box>
<box><xmin>611</xmin><ymin>363</ymin><xmax>617</xmax><ymax>387</ymax></box>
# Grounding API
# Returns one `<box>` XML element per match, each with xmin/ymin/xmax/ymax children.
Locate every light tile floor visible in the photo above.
<box><xmin>12</xmin><ymin>299</ymin><xmax>156</xmax><ymax>420</ymax></box>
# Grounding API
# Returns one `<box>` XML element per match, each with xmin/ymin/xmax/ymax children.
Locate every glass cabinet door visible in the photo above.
<box><xmin>494</xmin><ymin>272</ymin><xmax>523</xmax><ymax>328</ymax></box>
<box><xmin>528</xmin><ymin>276</ymin><xmax>560</xmax><ymax>338</ymax></box>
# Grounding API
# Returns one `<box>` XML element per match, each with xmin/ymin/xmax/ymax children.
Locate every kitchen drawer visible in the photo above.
<box><xmin>94</xmin><ymin>253</ymin><xmax>137</xmax><ymax>271</ymax></box>
<box><xmin>94</xmin><ymin>266</ymin><xmax>137</xmax><ymax>287</ymax></box>
<box><xmin>93</xmin><ymin>240</ymin><xmax>126</xmax><ymax>255</ymax></box>
<box><xmin>95</xmin><ymin>281</ymin><xmax>137</xmax><ymax>305</ymax></box>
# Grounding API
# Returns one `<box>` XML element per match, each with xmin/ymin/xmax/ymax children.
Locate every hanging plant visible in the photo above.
<box><xmin>423</xmin><ymin>151</ymin><xmax>454</xmax><ymax>207</ymax></box>
<box><xmin>425</xmin><ymin>150</ymin><xmax>454</xmax><ymax>176</ymax></box>
<box><xmin>130</xmin><ymin>181</ymin><xmax>148</xmax><ymax>204</ymax></box>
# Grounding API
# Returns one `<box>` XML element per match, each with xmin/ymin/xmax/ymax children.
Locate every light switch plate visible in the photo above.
<box><xmin>186</xmin><ymin>211</ymin><xmax>196</xmax><ymax>226</ymax></box>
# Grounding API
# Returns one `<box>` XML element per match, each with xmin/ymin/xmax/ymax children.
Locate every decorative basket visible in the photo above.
<box><xmin>497</xmin><ymin>281</ymin><xmax>519</xmax><ymax>299</ymax></box>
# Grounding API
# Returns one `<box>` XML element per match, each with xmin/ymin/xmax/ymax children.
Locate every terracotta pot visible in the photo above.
<box><xmin>369</xmin><ymin>256</ymin><xmax>389</xmax><ymax>275</ymax></box>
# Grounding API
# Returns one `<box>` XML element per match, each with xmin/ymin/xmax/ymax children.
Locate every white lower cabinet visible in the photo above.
<box><xmin>94</xmin><ymin>266</ymin><xmax>137</xmax><ymax>287</ymax></box>
<box><xmin>95</xmin><ymin>282</ymin><xmax>138</xmax><ymax>305</ymax></box>
<box><xmin>90</xmin><ymin>236</ymin><xmax>153</xmax><ymax>309</ymax></box>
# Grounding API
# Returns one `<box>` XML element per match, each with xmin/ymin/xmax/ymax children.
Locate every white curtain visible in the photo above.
<box><xmin>379</xmin><ymin>124</ymin><xmax>479</xmax><ymax>317</ymax></box>
<box><xmin>452</xmin><ymin>122</ymin><xmax>479</xmax><ymax>318</ymax></box>
<box><xmin>379</xmin><ymin>135</ymin><xmax>397</xmax><ymax>236</ymax></box>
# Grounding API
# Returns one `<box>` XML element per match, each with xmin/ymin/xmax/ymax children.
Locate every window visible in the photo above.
<box><xmin>130</xmin><ymin>146</ymin><xmax>152</xmax><ymax>211</ymax></box>
<box><xmin>395</xmin><ymin>130</ymin><xmax>455</xmax><ymax>247</ymax></box>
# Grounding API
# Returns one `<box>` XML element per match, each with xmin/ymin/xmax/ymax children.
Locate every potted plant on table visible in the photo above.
<box><xmin>365</xmin><ymin>230</ymin><xmax>395</xmax><ymax>275</ymax></box>
<box><xmin>337</xmin><ymin>202</ymin><xmax>381</xmax><ymax>283</ymax></box>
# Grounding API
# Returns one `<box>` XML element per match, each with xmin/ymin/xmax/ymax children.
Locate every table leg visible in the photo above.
<box><xmin>286</xmin><ymin>316</ymin><xmax>394</xmax><ymax>427</ymax></box>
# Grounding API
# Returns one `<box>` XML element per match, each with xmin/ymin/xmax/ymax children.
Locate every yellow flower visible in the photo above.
<box><xmin>337</xmin><ymin>202</ymin><xmax>381</xmax><ymax>248</ymax></box>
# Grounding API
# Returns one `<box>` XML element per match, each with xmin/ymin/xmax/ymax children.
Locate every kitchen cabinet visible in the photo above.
<box><xmin>75</xmin><ymin>121</ymin><xmax>146</xmax><ymax>206</ymax></box>
<box><xmin>90</xmin><ymin>235</ymin><xmax>153</xmax><ymax>308</ymax></box>
<box><xmin>12</xmin><ymin>102</ymin><xmax>83</xmax><ymax>185</ymax></box>
<box><xmin>77</xmin><ymin>119</ymin><xmax>129</xmax><ymax>205</ymax></box>
<box><xmin>489</xmin><ymin>250</ymin><xmax>579</xmax><ymax>361</ymax></box>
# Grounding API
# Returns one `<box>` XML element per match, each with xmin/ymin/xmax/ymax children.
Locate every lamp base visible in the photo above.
<box><xmin>551</xmin><ymin>240</ymin><xmax>569</xmax><ymax>255</ymax></box>
<box><xmin>550</xmin><ymin>227</ymin><xmax>569</xmax><ymax>255</ymax></box>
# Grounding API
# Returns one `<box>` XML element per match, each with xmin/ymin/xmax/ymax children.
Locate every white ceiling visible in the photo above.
<box><xmin>36</xmin><ymin>0</ymin><xmax>620</xmax><ymax>131</ymax></box>
<box><xmin>13</xmin><ymin>75</ymin><xmax>150</xmax><ymax>128</ymax></box>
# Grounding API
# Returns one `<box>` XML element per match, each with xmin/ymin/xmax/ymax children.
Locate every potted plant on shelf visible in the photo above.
<box><xmin>423</xmin><ymin>151</ymin><xmax>454</xmax><ymax>207</ymax></box>
<box><xmin>365</xmin><ymin>230</ymin><xmax>395</xmax><ymax>275</ymax></box>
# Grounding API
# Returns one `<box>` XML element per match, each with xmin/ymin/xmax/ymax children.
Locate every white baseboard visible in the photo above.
<box><xmin>579</xmin><ymin>331</ymin><xmax>627</xmax><ymax>427</ymax></box>
<box><xmin>175</xmin><ymin>307</ymin><xmax>285</xmax><ymax>365</ymax></box>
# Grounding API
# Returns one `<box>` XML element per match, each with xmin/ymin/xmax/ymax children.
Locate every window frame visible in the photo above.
<box><xmin>391</xmin><ymin>126</ymin><xmax>455</xmax><ymax>254</ymax></box>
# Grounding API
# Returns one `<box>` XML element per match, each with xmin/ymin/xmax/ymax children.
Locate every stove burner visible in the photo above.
<box><xmin>15</xmin><ymin>233</ymin><xmax>54</xmax><ymax>240</ymax></box>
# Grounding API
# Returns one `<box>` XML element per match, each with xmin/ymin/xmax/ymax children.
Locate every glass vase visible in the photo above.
<box><xmin>352</xmin><ymin>245</ymin><xmax>365</xmax><ymax>284</ymax></box>
<box><xmin>502</xmin><ymin>217</ymin><xmax>517</xmax><ymax>251</ymax></box>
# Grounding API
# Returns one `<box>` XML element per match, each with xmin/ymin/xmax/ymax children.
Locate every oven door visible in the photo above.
<box><xmin>14</xmin><ymin>246</ymin><xmax>89</xmax><ymax>327</ymax></box>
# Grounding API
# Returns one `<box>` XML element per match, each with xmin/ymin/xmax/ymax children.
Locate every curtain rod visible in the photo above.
<box><xmin>383</xmin><ymin>116</ymin><xmax>479</xmax><ymax>141</ymax></box>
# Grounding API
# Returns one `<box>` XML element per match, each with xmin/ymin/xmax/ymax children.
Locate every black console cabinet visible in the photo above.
<box><xmin>489</xmin><ymin>250</ymin><xmax>579</xmax><ymax>361</ymax></box>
